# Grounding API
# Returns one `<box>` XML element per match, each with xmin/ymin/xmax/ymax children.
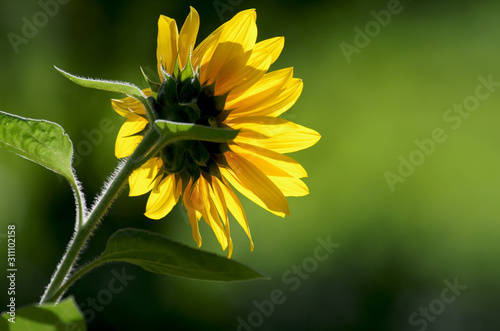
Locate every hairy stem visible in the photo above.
<box><xmin>40</xmin><ymin>129</ymin><xmax>160</xmax><ymax>304</ymax></box>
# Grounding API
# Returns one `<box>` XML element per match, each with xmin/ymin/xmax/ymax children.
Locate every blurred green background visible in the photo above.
<box><xmin>1</xmin><ymin>0</ymin><xmax>500</xmax><ymax>330</ymax></box>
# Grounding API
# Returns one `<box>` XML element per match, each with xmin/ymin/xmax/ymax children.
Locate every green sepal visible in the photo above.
<box><xmin>179</xmin><ymin>52</ymin><xmax>195</xmax><ymax>84</ymax></box>
<box><xmin>160</xmin><ymin>64</ymin><xmax>171</xmax><ymax>83</ymax></box>
<box><xmin>177</xmin><ymin>170</ymin><xmax>192</xmax><ymax>193</ymax></box>
<box><xmin>178</xmin><ymin>75</ymin><xmax>201</xmax><ymax>104</ymax></box>
<box><xmin>157</xmin><ymin>74</ymin><xmax>179</xmax><ymax>109</ymax></box>
<box><xmin>173</xmin><ymin>57</ymin><xmax>181</xmax><ymax>80</ymax></box>
<box><xmin>190</xmin><ymin>140</ymin><xmax>210</xmax><ymax>166</ymax></box>
<box><xmin>214</xmin><ymin>153</ymin><xmax>230</xmax><ymax>169</ymax></box>
<box><xmin>174</xmin><ymin>104</ymin><xmax>200</xmax><ymax>124</ymax></box>
<box><xmin>184</xmin><ymin>153</ymin><xmax>201</xmax><ymax>183</ymax></box>
<box><xmin>140</xmin><ymin>66</ymin><xmax>161</xmax><ymax>94</ymax></box>
<box><xmin>177</xmin><ymin>53</ymin><xmax>200</xmax><ymax>103</ymax></box>
<box><xmin>161</xmin><ymin>142</ymin><xmax>188</xmax><ymax>173</ymax></box>
<box><xmin>202</xmin><ymin>156</ymin><xmax>224</xmax><ymax>182</ymax></box>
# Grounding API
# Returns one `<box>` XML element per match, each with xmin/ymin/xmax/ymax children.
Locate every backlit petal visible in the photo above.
<box><xmin>217</xmin><ymin>48</ymin><xmax>272</xmax><ymax>98</ymax></box>
<box><xmin>225</xmin><ymin>68</ymin><xmax>292</xmax><ymax>109</ymax></box>
<box><xmin>115</xmin><ymin>117</ymin><xmax>148</xmax><ymax>158</ymax></box>
<box><xmin>199</xmin><ymin>177</ymin><xmax>228</xmax><ymax>250</ymax></box>
<box><xmin>229</xmin><ymin>116</ymin><xmax>321</xmax><ymax>153</ymax></box>
<box><xmin>269</xmin><ymin>176</ymin><xmax>309</xmax><ymax>197</ymax></box>
<box><xmin>230</xmin><ymin>142</ymin><xmax>307</xmax><ymax>178</ymax></box>
<box><xmin>219</xmin><ymin>178</ymin><xmax>254</xmax><ymax>251</ymax></box>
<box><xmin>211</xmin><ymin>177</ymin><xmax>233</xmax><ymax>257</ymax></box>
<box><xmin>157</xmin><ymin>15</ymin><xmax>179</xmax><ymax>79</ymax></box>
<box><xmin>203</xmin><ymin>10</ymin><xmax>257</xmax><ymax>85</ymax></box>
<box><xmin>228</xmin><ymin>77</ymin><xmax>302</xmax><ymax>118</ymax></box>
<box><xmin>111</xmin><ymin>88</ymin><xmax>152</xmax><ymax>118</ymax></box>
<box><xmin>222</xmin><ymin>151</ymin><xmax>289</xmax><ymax>217</ymax></box>
<box><xmin>144</xmin><ymin>174</ymin><xmax>179</xmax><ymax>219</ymax></box>
<box><xmin>186</xmin><ymin>203</ymin><xmax>202</xmax><ymax>247</ymax></box>
<box><xmin>178</xmin><ymin>7</ymin><xmax>200</xmax><ymax>69</ymax></box>
<box><xmin>193</xmin><ymin>26</ymin><xmax>223</xmax><ymax>76</ymax></box>
<box><xmin>256</xmin><ymin>37</ymin><xmax>284</xmax><ymax>64</ymax></box>
<box><xmin>128</xmin><ymin>157</ymin><xmax>163</xmax><ymax>197</ymax></box>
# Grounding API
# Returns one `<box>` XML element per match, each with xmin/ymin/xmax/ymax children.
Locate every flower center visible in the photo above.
<box><xmin>149</xmin><ymin>59</ymin><xmax>231</xmax><ymax>184</ymax></box>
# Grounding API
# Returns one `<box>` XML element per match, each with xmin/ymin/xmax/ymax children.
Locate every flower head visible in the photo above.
<box><xmin>111</xmin><ymin>7</ymin><xmax>320</xmax><ymax>257</ymax></box>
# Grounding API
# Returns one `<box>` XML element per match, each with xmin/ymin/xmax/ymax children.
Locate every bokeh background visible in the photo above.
<box><xmin>1</xmin><ymin>0</ymin><xmax>500</xmax><ymax>330</ymax></box>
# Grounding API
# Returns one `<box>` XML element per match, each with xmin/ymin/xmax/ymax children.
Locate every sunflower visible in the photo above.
<box><xmin>111</xmin><ymin>7</ymin><xmax>320</xmax><ymax>257</ymax></box>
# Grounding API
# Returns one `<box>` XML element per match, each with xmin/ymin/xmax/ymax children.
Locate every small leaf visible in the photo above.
<box><xmin>0</xmin><ymin>297</ymin><xmax>86</xmax><ymax>331</ymax></box>
<box><xmin>96</xmin><ymin>228</ymin><xmax>266</xmax><ymax>281</ymax></box>
<box><xmin>155</xmin><ymin>119</ymin><xmax>239</xmax><ymax>144</ymax></box>
<box><xmin>0</xmin><ymin>110</ymin><xmax>74</xmax><ymax>181</ymax></box>
<box><xmin>55</xmin><ymin>66</ymin><xmax>156</xmax><ymax>123</ymax></box>
<box><xmin>55</xmin><ymin>66</ymin><xmax>144</xmax><ymax>99</ymax></box>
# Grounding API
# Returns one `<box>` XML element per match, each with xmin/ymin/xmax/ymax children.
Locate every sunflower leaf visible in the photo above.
<box><xmin>155</xmin><ymin>119</ymin><xmax>239</xmax><ymax>144</ymax></box>
<box><xmin>0</xmin><ymin>296</ymin><xmax>86</xmax><ymax>330</ymax></box>
<box><xmin>0</xmin><ymin>110</ymin><xmax>87</xmax><ymax>226</ymax></box>
<box><xmin>94</xmin><ymin>228</ymin><xmax>266</xmax><ymax>281</ymax></box>
<box><xmin>55</xmin><ymin>66</ymin><xmax>145</xmax><ymax>98</ymax></box>
<box><xmin>55</xmin><ymin>66</ymin><xmax>156</xmax><ymax>123</ymax></box>
<box><xmin>0</xmin><ymin>110</ymin><xmax>74</xmax><ymax>181</ymax></box>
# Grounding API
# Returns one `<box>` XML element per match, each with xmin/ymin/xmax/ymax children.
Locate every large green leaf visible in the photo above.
<box><xmin>95</xmin><ymin>228</ymin><xmax>266</xmax><ymax>281</ymax></box>
<box><xmin>155</xmin><ymin>119</ymin><xmax>239</xmax><ymax>144</ymax></box>
<box><xmin>0</xmin><ymin>111</ymin><xmax>74</xmax><ymax>181</ymax></box>
<box><xmin>0</xmin><ymin>297</ymin><xmax>86</xmax><ymax>331</ymax></box>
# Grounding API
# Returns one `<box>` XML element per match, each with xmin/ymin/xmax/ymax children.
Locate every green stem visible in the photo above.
<box><xmin>39</xmin><ymin>129</ymin><xmax>160</xmax><ymax>304</ymax></box>
<box><xmin>68</xmin><ymin>177</ymin><xmax>85</xmax><ymax>228</ymax></box>
<box><xmin>49</xmin><ymin>259</ymin><xmax>104</xmax><ymax>303</ymax></box>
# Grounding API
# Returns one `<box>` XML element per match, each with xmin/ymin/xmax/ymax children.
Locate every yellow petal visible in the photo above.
<box><xmin>115</xmin><ymin>117</ymin><xmax>148</xmax><ymax>158</ymax></box>
<box><xmin>157</xmin><ymin>15</ymin><xmax>179</xmax><ymax>79</ymax></box>
<box><xmin>192</xmin><ymin>25</ymin><xmax>223</xmax><ymax>75</ymax></box>
<box><xmin>111</xmin><ymin>88</ymin><xmax>152</xmax><ymax>118</ymax></box>
<box><xmin>211</xmin><ymin>177</ymin><xmax>234</xmax><ymax>257</ymax></box>
<box><xmin>228</xmin><ymin>77</ymin><xmax>302</xmax><ymax>118</ymax></box>
<box><xmin>269</xmin><ymin>176</ymin><xmax>309</xmax><ymax>197</ymax></box>
<box><xmin>225</xmin><ymin>68</ymin><xmax>292</xmax><ymax>109</ymax></box>
<box><xmin>144</xmin><ymin>174</ymin><xmax>179</xmax><ymax>219</ymax></box>
<box><xmin>178</xmin><ymin>7</ymin><xmax>200</xmax><ymax>69</ymax></box>
<box><xmin>218</xmin><ymin>9</ymin><xmax>257</xmax><ymax>52</ymax></box>
<box><xmin>210</xmin><ymin>177</ymin><xmax>228</xmax><ymax>223</ymax></box>
<box><xmin>224</xmin><ymin>217</ymin><xmax>233</xmax><ymax>258</ymax></box>
<box><xmin>256</xmin><ymin>37</ymin><xmax>284</xmax><ymax>64</ymax></box>
<box><xmin>128</xmin><ymin>157</ymin><xmax>163</xmax><ymax>197</ymax></box>
<box><xmin>217</xmin><ymin>48</ymin><xmax>272</xmax><ymax>98</ymax></box>
<box><xmin>194</xmin><ymin>9</ymin><xmax>256</xmax><ymax>70</ymax></box>
<box><xmin>229</xmin><ymin>116</ymin><xmax>321</xmax><ymax>153</ymax></box>
<box><xmin>203</xmin><ymin>10</ymin><xmax>257</xmax><ymax>85</ymax></box>
<box><xmin>182</xmin><ymin>179</ymin><xmax>203</xmax><ymax>247</ymax></box>
<box><xmin>219</xmin><ymin>178</ymin><xmax>254</xmax><ymax>251</ymax></box>
<box><xmin>222</xmin><ymin>151</ymin><xmax>289</xmax><ymax>217</ymax></box>
<box><xmin>186</xmin><ymin>203</ymin><xmax>202</xmax><ymax>247</ymax></box>
<box><xmin>230</xmin><ymin>143</ymin><xmax>307</xmax><ymax>178</ymax></box>
<box><xmin>199</xmin><ymin>177</ymin><xmax>228</xmax><ymax>250</ymax></box>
